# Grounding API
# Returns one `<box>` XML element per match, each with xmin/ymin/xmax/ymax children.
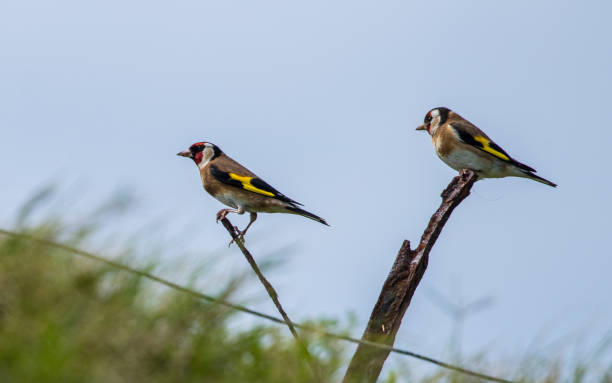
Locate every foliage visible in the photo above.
<box><xmin>1</xmin><ymin>192</ymin><xmax>611</xmax><ymax>382</ymax></box>
<box><xmin>0</xmin><ymin>223</ymin><xmax>344</xmax><ymax>383</ymax></box>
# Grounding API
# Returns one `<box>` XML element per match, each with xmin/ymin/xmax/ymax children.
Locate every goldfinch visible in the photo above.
<box><xmin>178</xmin><ymin>142</ymin><xmax>328</xmax><ymax>240</ymax></box>
<box><xmin>416</xmin><ymin>107</ymin><xmax>557</xmax><ymax>187</ymax></box>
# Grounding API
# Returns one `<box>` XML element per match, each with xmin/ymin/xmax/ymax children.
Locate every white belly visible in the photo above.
<box><xmin>439</xmin><ymin>150</ymin><xmax>508</xmax><ymax>178</ymax></box>
<box><xmin>213</xmin><ymin>192</ymin><xmax>239</xmax><ymax>209</ymax></box>
<box><xmin>211</xmin><ymin>191</ymin><xmax>288</xmax><ymax>214</ymax></box>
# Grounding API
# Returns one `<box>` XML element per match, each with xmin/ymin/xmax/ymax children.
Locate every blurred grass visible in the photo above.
<box><xmin>0</xmin><ymin>193</ymin><xmax>346</xmax><ymax>383</ymax></box>
<box><xmin>0</xmin><ymin>225</ymin><xmax>347</xmax><ymax>383</ymax></box>
<box><xmin>1</xmin><ymin>192</ymin><xmax>612</xmax><ymax>382</ymax></box>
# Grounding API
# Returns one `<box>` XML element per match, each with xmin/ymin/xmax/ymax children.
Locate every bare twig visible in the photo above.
<box><xmin>343</xmin><ymin>169</ymin><xmax>479</xmax><ymax>383</ymax></box>
<box><xmin>219</xmin><ymin>217</ymin><xmax>300</xmax><ymax>338</ymax></box>
<box><xmin>219</xmin><ymin>217</ymin><xmax>321</xmax><ymax>380</ymax></box>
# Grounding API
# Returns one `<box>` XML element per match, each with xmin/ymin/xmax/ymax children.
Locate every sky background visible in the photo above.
<box><xmin>2</xmin><ymin>0</ymin><xmax>612</xmax><ymax>375</ymax></box>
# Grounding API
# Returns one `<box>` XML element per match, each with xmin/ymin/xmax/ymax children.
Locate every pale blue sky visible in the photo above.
<box><xmin>2</xmin><ymin>0</ymin><xmax>612</xmax><ymax>371</ymax></box>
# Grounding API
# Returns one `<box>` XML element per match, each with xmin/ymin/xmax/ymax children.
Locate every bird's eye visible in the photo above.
<box><xmin>424</xmin><ymin>114</ymin><xmax>433</xmax><ymax>124</ymax></box>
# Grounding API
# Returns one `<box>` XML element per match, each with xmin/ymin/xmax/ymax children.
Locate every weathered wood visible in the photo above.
<box><xmin>343</xmin><ymin>169</ymin><xmax>479</xmax><ymax>383</ymax></box>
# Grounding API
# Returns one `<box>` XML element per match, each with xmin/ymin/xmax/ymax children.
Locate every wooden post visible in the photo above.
<box><xmin>342</xmin><ymin>169</ymin><xmax>479</xmax><ymax>383</ymax></box>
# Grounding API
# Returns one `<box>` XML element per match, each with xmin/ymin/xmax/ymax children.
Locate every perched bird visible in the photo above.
<box><xmin>177</xmin><ymin>141</ymin><xmax>328</xmax><ymax>241</ymax></box>
<box><xmin>416</xmin><ymin>107</ymin><xmax>557</xmax><ymax>187</ymax></box>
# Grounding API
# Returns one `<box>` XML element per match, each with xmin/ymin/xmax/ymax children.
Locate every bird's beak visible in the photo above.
<box><xmin>177</xmin><ymin>149</ymin><xmax>192</xmax><ymax>158</ymax></box>
<box><xmin>416</xmin><ymin>124</ymin><xmax>426</xmax><ymax>131</ymax></box>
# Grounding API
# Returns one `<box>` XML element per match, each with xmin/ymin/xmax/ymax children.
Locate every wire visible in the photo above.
<box><xmin>0</xmin><ymin>229</ymin><xmax>514</xmax><ymax>383</ymax></box>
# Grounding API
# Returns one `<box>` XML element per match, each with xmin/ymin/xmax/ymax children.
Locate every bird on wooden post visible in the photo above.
<box><xmin>417</xmin><ymin>107</ymin><xmax>557</xmax><ymax>187</ymax></box>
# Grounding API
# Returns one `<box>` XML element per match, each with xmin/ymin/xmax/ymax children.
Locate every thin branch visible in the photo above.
<box><xmin>0</xmin><ymin>226</ymin><xmax>513</xmax><ymax>383</ymax></box>
<box><xmin>219</xmin><ymin>217</ymin><xmax>321</xmax><ymax>380</ymax></box>
<box><xmin>219</xmin><ymin>217</ymin><xmax>300</xmax><ymax>338</ymax></box>
<box><xmin>343</xmin><ymin>169</ymin><xmax>479</xmax><ymax>383</ymax></box>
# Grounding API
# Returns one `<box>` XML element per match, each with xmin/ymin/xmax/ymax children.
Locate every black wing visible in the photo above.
<box><xmin>452</xmin><ymin>123</ymin><xmax>536</xmax><ymax>172</ymax></box>
<box><xmin>210</xmin><ymin>165</ymin><xmax>302</xmax><ymax>205</ymax></box>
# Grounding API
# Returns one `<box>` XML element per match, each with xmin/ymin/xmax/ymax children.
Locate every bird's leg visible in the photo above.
<box><xmin>236</xmin><ymin>212</ymin><xmax>257</xmax><ymax>240</ymax></box>
<box><xmin>216</xmin><ymin>207</ymin><xmax>243</xmax><ymax>223</ymax></box>
<box><xmin>217</xmin><ymin>206</ymin><xmax>248</xmax><ymax>246</ymax></box>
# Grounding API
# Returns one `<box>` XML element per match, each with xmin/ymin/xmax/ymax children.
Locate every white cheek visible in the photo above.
<box><xmin>198</xmin><ymin>158</ymin><xmax>209</xmax><ymax>170</ymax></box>
<box><xmin>198</xmin><ymin>148</ymin><xmax>214</xmax><ymax>169</ymax></box>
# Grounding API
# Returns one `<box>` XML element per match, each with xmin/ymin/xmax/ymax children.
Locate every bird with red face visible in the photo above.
<box><xmin>178</xmin><ymin>142</ymin><xmax>328</xmax><ymax>242</ymax></box>
<box><xmin>416</xmin><ymin>107</ymin><xmax>556</xmax><ymax>187</ymax></box>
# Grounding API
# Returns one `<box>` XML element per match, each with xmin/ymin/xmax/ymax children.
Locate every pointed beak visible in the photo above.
<box><xmin>177</xmin><ymin>149</ymin><xmax>192</xmax><ymax>158</ymax></box>
<box><xmin>416</xmin><ymin>124</ymin><xmax>426</xmax><ymax>131</ymax></box>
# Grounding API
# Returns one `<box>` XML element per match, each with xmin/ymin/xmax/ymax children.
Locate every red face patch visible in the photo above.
<box><xmin>194</xmin><ymin>151</ymin><xmax>203</xmax><ymax>165</ymax></box>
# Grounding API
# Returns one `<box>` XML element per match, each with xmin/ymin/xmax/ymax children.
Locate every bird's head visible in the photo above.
<box><xmin>416</xmin><ymin>107</ymin><xmax>450</xmax><ymax>135</ymax></box>
<box><xmin>177</xmin><ymin>141</ymin><xmax>223</xmax><ymax>167</ymax></box>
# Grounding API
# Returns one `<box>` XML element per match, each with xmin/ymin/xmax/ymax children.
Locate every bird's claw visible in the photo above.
<box><xmin>228</xmin><ymin>229</ymin><xmax>246</xmax><ymax>247</ymax></box>
<box><xmin>216</xmin><ymin>209</ymin><xmax>250</xmax><ymax>246</ymax></box>
<box><xmin>216</xmin><ymin>209</ymin><xmax>229</xmax><ymax>223</ymax></box>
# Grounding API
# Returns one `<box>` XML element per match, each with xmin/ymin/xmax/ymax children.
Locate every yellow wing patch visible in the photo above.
<box><xmin>228</xmin><ymin>173</ymin><xmax>275</xmax><ymax>197</ymax></box>
<box><xmin>473</xmin><ymin>136</ymin><xmax>510</xmax><ymax>161</ymax></box>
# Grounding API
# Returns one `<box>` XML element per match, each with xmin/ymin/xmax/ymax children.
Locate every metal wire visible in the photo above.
<box><xmin>0</xmin><ymin>229</ymin><xmax>514</xmax><ymax>383</ymax></box>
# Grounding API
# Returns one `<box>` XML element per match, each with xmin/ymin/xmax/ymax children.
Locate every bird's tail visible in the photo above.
<box><xmin>286</xmin><ymin>206</ymin><xmax>329</xmax><ymax>226</ymax></box>
<box><xmin>521</xmin><ymin>171</ymin><xmax>557</xmax><ymax>188</ymax></box>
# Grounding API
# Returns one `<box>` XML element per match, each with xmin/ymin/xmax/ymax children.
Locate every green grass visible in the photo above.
<box><xmin>0</xmin><ymin>222</ymin><xmax>345</xmax><ymax>383</ymax></box>
<box><xmin>1</xmin><ymin>193</ymin><xmax>611</xmax><ymax>382</ymax></box>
